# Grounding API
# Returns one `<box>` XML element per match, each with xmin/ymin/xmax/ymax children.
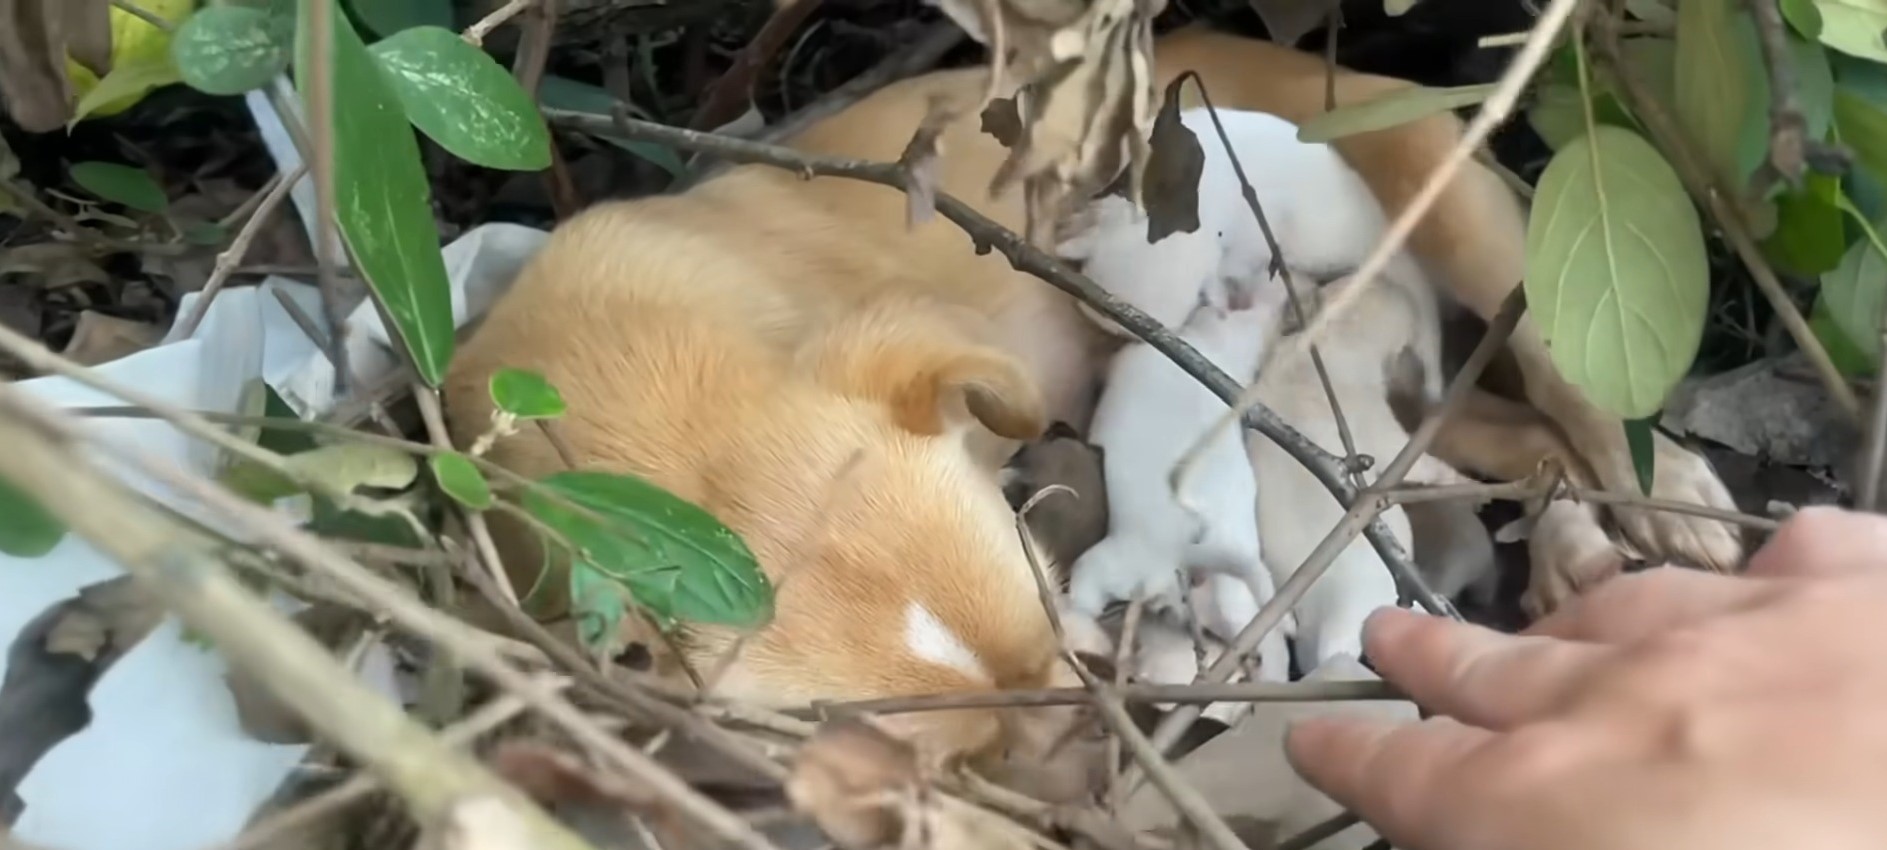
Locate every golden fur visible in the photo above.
<box><xmin>444</xmin><ymin>24</ymin><xmax>1740</xmax><ymax>780</ymax></box>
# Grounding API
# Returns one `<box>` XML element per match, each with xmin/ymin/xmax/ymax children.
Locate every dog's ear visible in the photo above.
<box><xmin>804</xmin><ymin>308</ymin><xmax>1049</xmax><ymax>441</ymax></box>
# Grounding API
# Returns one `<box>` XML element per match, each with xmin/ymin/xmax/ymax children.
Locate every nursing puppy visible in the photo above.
<box><xmin>1250</xmin><ymin>271</ymin><xmax>1475</xmax><ymax>672</ymax></box>
<box><xmin>1070</xmin><ymin>277</ymin><xmax>1293</xmax><ymax>683</ymax></box>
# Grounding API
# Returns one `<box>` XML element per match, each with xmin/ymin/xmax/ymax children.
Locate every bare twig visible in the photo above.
<box><xmin>1593</xmin><ymin>15</ymin><xmax>1861</xmax><ymax>421</ymax></box>
<box><xmin>0</xmin><ymin>389</ymin><xmax>598</xmax><ymax>850</ymax></box>
<box><xmin>1746</xmin><ymin>0</ymin><xmax>1844</xmax><ymax>191</ymax></box>
<box><xmin>509</xmin><ymin>0</ymin><xmax>559</xmax><ymax>96</ymax></box>
<box><xmin>749</xmin><ymin>23</ymin><xmax>966</xmax><ymax>147</ymax></box>
<box><xmin>543</xmin><ymin>106</ymin><xmax>1439</xmax><ymax>622</ymax></box>
<box><xmin>413</xmin><ymin>383</ymin><xmax>521</xmax><ymax>606</ymax></box>
<box><xmin>111</xmin><ymin>0</ymin><xmax>173</xmax><ymax>31</ymax></box>
<box><xmin>691</xmin><ymin>0</ymin><xmax>827</xmax><ymax>131</ymax></box>
<box><xmin>464</xmin><ymin>0</ymin><xmax>538</xmax><ymax>46</ymax></box>
<box><xmin>818</xmin><ymin>679</ymin><xmax>1399</xmax><ymax>714</ymax></box>
<box><xmin>303</xmin><ymin>0</ymin><xmax>353</xmax><ymax>398</ymax></box>
<box><xmin>1385</xmin><ymin>475</ymin><xmax>1781</xmax><ymax>532</ymax></box>
<box><xmin>175</xmin><ymin>165</ymin><xmax>307</xmax><ymax>339</ymax></box>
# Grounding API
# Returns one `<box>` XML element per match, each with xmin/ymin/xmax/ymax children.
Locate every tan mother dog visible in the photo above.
<box><xmin>444</xmin><ymin>24</ymin><xmax>1743</xmax><ymax>781</ymax></box>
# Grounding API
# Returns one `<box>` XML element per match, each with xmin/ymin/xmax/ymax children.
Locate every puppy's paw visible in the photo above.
<box><xmin>1604</xmin><ymin>432</ymin><xmax>1744</xmax><ymax>572</ymax></box>
<box><xmin>1068</xmin><ymin>540</ymin><xmax>1186</xmax><ymax>617</ymax></box>
<box><xmin>1522</xmin><ymin>500</ymin><xmax>1628</xmax><ymax>620</ymax></box>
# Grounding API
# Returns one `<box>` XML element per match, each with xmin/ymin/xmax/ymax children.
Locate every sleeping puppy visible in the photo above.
<box><xmin>1069</xmin><ymin>276</ymin><xmax>1293</xmax><ymax>682</ymax></box>
<box><xmin>1250</xmin><ymin>270</ymin><xmax>1476</xmax><ymax>673</ymax></box>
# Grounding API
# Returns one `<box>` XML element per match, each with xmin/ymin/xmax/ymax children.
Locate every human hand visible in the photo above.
<box><xmin>1283</xmin><ymin>506</ymin><xmax>1887</xmax><ymax>850</ymax></box>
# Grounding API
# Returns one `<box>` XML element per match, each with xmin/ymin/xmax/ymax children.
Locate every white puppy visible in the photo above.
<box><xmin>1250</xmin><ymin>271</ymin><xmax>1472</xmax><ymax>673</ymax></box>
<box><xmin>1057</xmin><ymin>106</ymin><xmax>1395</xmax><ymax>338</ymax></box>
<box><xmin>1069</xmin><ymin>277</ymin><xmax>1293</xmax><ymax>681</ymax></box>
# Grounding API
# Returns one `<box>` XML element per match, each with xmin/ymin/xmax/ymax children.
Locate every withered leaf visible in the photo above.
<box><xmin>60</xmin><ymin>311</ymin><xmax>162</xmax><ymax>366</ymax></box>
<box><xmin>1247</xmin><ymin>0</ymin><xmax>1341</xmax><ymax>47</ymax></box>
<box><xmin>786</xmin><ymin>717</ymin><xmax>921</xmax><ymax>850</ymax></box>
<box><xmin>980</xmin><ymin>96</ymin><xmax>1024</xmax><ymax>148</ymax></box>
<box><xmin>1142</xmin><ymin>76</ymin><xmax>1204</xmax><ymax>244</ymax></box>
<box><xmin>0</xmin><ymin>0</ymin><xmax>81</xmax><ymax>132</ymax></box>
<box><xmin>489</xmin><ymin>740</ymin><xmax>709</xmax><ymax>850</ymax></box>
<box><xmin>63</xmin><ymin>0</ymin><xmax>112</xmax><ymax>79</ymax></box>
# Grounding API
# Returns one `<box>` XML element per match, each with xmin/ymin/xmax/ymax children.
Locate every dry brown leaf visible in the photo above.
<box><xmin>489</xmin><ymin>740</ymin><xmax>711</xmax><ymax>850</ymax></box>
<box><xmin>60</xmin><ymin>311</ymin><xmax>163</xmax><ymax>366</ymax></box>
<box><xmin>224</xmin><ymin>604</ymin><xmax>371</xmax><ymax>745</ymax></box>
<box><xmin>0</xmin><ymin>0</ymin><xmax>100</xmax><ymax>132</ymax></box>
<box><xmin>787</xmin><ymin>717</ymin><xmax>920</xmax><ymax>849</ymax></box>
<box><xmin>0</xmin><ymin>243</ymin><xmax>112</xmax><ymax>291</ymax></box>
<box><xmin>1246</xmin><ymin>0</ymin><xmax>1340</xmax><ymax>47</ymax></box>
<box><xmin>979</xmin><ymin>96</ymin><xmax>1024</xmax><ymax>149</ymax></box>
<box><xmin>63</xmin><ymin>0</ymin><xmax>111</xmax><ymax>78</ymax></box>
<box><xmin>1141</xmin><ymin>76</ymin><xmax>1204</xmax><ymax>244</ymax></box>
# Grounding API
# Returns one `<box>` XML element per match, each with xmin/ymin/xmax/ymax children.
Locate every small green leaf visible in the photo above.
<box><xmin>284</xmin><ymin>443</ymin><xmax>421</xmax><ymax>494</ymax></box>
<box><xmin>1811</xmin><ymin>0</ymin><xmax>1887</xmax><ymax>62</ymax></box>
<box><xmin>1525</xmin><ymin>125</ymin><xmax>1710</xmax><ymax>419</ymax></box>
<box><xmin>70</xmin><ymin>162</ymin><xmax>168</xmax><ymax>213</ymax></box>
<box><xmin>347</xmin><ymin>0</ymin><xmax>453</xmax><ymax>36</ymax></box>
<box><xmin>172</xmin><ymin>4</ymin><xmax>295</xmax><ymax>96</ymax></box>
<box><xmin>489</xmin><ymin>367</ymin><xmax>567</xmax><ymax>419</ymax></box>
<box><xmin>1675</xmin><ymin>0</ymin><xmax>1760</xmax><ymax>194</ymax></box>
<box><xmin>0</xmin><ymin>478</ymin><xmax>66</xmax><ymax>558</ymax></box>
<box><xmin>522</xmin><ymin>471</ymin><xmax>773</xmax><ymax>628</ymax></box>
<box><xmin>1821</xmin><ymin>207</ymin><xmax>1887</xmax><ymax>366</ymax></box>
<box><xmin>368</xmin><ymin>26</ymin><xmax>553</xmax><ymax>171</ymax></box>
<box><xmin>1764</xmin><ymin>171</ymin><xmax>1848</xmax><ymax>275</ymax></box>
<box><xmin>297</xmin><ymin>0</ymin><xmax>455</xmax><ymax>385</ymax></box>
<box><xmin>1624</xmin><ymin>417</ymin><xmax>1658</xmax><ymax>496</ymax></box>
<box><xmin>429</xmin><ymin>451</ymin><xmax>492</xmax><ymax>509</ymax></box>
<box><xmin>1783</xmin><ymin>0</ymin><xmax>1825</xmax><ymax>37</ymax></box>
<box><xmin>569</xmin><ymin>562</ymin><xmax>630</xmax><ymax>654</ymax></box>
<box><xmin>1811</xmin><ymin>291</ymin><xmax>1877</xmax><ymax>375</ymax></box>
<box><xmin>72</xmin><ymin>54</ymin><xmax>184</xmax><ymax>125</ymax></box>
<box><xmin>1836</xmin><ymin>88</ymin><xmax>1887</xmax><ymax>185</ymax></box>
<box><xmin>1296</xmin><ymin>83</ymin><xmax>1496</xmax><ymax>143</ymax></box>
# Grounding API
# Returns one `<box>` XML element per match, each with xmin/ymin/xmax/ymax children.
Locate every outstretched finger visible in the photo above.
<box><xmin>1285</xmin><ymin>713</ymin><xmax>1495</xmax><ymax>850</ymax></box>
<box><xmin>1523</xmin><ymin>566</ymin><xmax>1784</xmax><ymax>645</ymax></box>
<box><xmin>1364</xmin><ymin>607</ymin><xmax>1607</xmax><ymax>729</ymax></box>
<box><xmin>1747</xmin><ymin>507</ymin><xmax>1887</xmax><ymax>579</ymax></box>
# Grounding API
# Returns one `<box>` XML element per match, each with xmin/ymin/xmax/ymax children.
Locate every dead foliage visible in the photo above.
<box><xmin>0</xmin><ymin>0</ymin><xmax>108</xmax><ymax>132</ymax></box>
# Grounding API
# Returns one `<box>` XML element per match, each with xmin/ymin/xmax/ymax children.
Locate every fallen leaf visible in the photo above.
<box><xmin>1246</xmin><ymin>0</ymin><xmax>1339</xmax><ymax>46</ymax></box>
<box><xmin>1141</xmin><ymin>76</ymin><xmax>1203</xmax><ymax>244</ymax></box>
<box><xmin>787</xmin><ymin>718</ymin><xmax>922</xmax><ymax>849</ymax></box>
<box><xmin>490</xmin><ymin>741</ymin><xmax>710</xmax><ymax>850</ymax></box>
<box><xmin>0</xmin><ymin>0</ymin><xmax>86</xmax><ymax>131</ymax></box>
<box><xmin>0</xmin><ymin>242</ymin><xmax>112</xmax><ymax>291</ymax></box>
<box><xmin>59</xmin><ymin>310</ymin><xmax>162</xmax><ymax>366</ymax></box>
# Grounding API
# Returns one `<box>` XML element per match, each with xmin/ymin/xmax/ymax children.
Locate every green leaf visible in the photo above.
<box><xmin>538</xmin><ymin>76</ymin><xmax>685</xmax><ymax>177</ymax></box>
<box><xmin>429</xmin><ymin>451</ymin><xmax>492</xmax><ymax>509</ymax></box>
<box><xmin>1812</xmin><ymin>291</ymin><xmax>1877</xmax><ymax>375</ymax></box>
<box><xmin>489</xmin><ymin>367</ymin><xmax>567</xmax><ymax>419</ymax></box>
<box><xmin>70</xmin><ymin>162</ymin><xmax>168</xmax><ymax>213</ymax></box>
<box><xmin>569</xmin><ymin>562</ymin><xmax>630</xmax><ymax>655</ymax></box>
<box><xmin>72</xmin><ymin>54</ymin><xmax>183</xmax><ymax>125</ymax></box>
<box><xmin>172</xmin><ymin>4</ymin><xmax>294</xmax><ymax>96</ymax></box>
<box><xmin>1675</xmin><ymin>0</ymin><xmax>1760</xmax><ymax>194</ymax></box>
<box><xmin>521</xmin><ymin>471</ymin><xmax>773</xmax><ymax>629</ymax></box>
<box><xmin>347</xmin><ymin>0</ymin><xmax>453</xmax><ymax>37</ymax></box>
<box><xmin>1624</xmin><ymin>417</ymin><xmax>1657</xmax><ymax>496</ymax></box>
<box><xmin>1821</xmin><ymin>208</ymin><xmax>1887</xmax><ymax>366</ymax></box>
<box><xmin>296</xmin><ymin>0</ymin><xmax>455</xmax><ymax>385</ymax></box>
<box><xmin>1764</xmin><ymin>171</ymin><xmax>1848</xmax><ymax>275</ymax></box>
<box><xmin>1837</xmin><ymin>88</ymin><xmax>1887</xmax><ymax>186</ymax></box>
<box><xmin>0</xmin><ymin>478</ymin><xmax>66</xmax><ymax>558</ymax></box>
<box><xmin>1295</xmin><ymin>83</ymin><xmax>1496</xmax><ymax>143</ymax></box>
<box><xmin>1529</xmin><ymin>39</ymin><xmax>1668</xmax><ymax>150</ymax></box>
<box><xmin>284</xmin><ymin>442</ymin><xmax>421</xmax><ymax>494</ymax></box>
<box><xmin>1784</xmin><ymin>0</ymin><xmax>1826</xmax><ymax>37</ymax></box>
<box><xmin>368</xmin><ymin>26</ymin><xmax>552</xmax><ymax>171</ymax></box>
<box><xmin>1811</xmin><ymin>0</ymin><xmax>1887</xmax><ymax>62</ymax></box>
<box><xmin>1625</xmin><ymin>0</ymin><xmax>1676</xmax><ymax>26</ymax></box>
<box><xmin>1525</xmin><ymin>125</ymin><xmax>1710</xmax><ymax>419</ymax></box>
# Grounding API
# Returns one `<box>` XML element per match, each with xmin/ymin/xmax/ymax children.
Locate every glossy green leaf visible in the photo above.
<box><xmin>1811</xmin><ymin>0</ymin><xmax>1887</xmax><ymax>62</ymax></box>
<box><xmin>538</xmin><ymin>76</ymin><xmax>685</xmax><ymax>177</ymax></box>
<box><xmin>369</xmin><ymin>26</ymin><xmax>552</xmax><ymax>171</ymax></box>
<box><xmin>1784</xmin><ymin>0</ymin><xmax>1826</xmax><ymax>37</ymax></box>
<box><xmin>70</xmin><ymin>162</ymin><xmax>167</xmax><ymax>213</ymax></box>
<box><xmin>173</xmin><ymin>4</ymin><xmax>294</xmax><ymax>96</ymax></box>
<box><xmin>1811</xmin><ymin>292</ymin><xmax>1877</xmax><ymax>375</ymax></box>
<box><xmin>489</xmin><ymin>367</ymin><xmax>567</xmax><ymax>419</ymax></box>
<box><xmin>1675</xmin><ymin>0</ymin><xmax>1760</xmax><ymax>193</ymax></box>
<box><xmin>522</xmin><ymin>471</ymin><xmax>772</xmax><ymax>628</ymax></box>
<box><xmin>1525</xmin><ymin>125</ymin><xmax>1710</xmax><ymax>419</ymax></box>
<box><xmin>1821</xmin><ymin>209</ymin><xmax>1887</xmax><ymax>366</ymax></box>
<box><xmin>1296</xmin><ymin>83</ymin><xmax>1495</xmax><ymax>143</ymax></box>
<box><xmin>1764</xmin><ymin>171</ymin><xmax>1848</xmax><ymax>275</ymax></box>
<box><xmin>430</xmin><ymin>451</ymin><xmax>492</xmax><ymax>509</ymax></box>
<box><xmin>1624</xmin><ymin>417</ymin><xmax>1657</xmax><ymax>496</ymax></box>
<box><xmin>72</xmin><ymin>54</ymin><xmax>183</xmax><ymax>124</ymax></box>
<box><xmin>0</xmin><ymin>478</ymin><xmax>66</xmax><ymax>558</ymax></box>
<box><xmin>347</xmin><ymin>0</ymin><xmax>453</xmax><ymax>36</ymax></box>
<box><xmin>296</xmin><ymin>0</ymin><xmax>455</xmax><ymax>385</ymax></box>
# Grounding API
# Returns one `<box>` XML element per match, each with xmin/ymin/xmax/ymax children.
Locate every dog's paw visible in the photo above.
<box><xmin>1522</xmin><ymin>500</ymin><xmax>1628</xmax><ymax>620</ymax></box>
<box><xmin>1576</xmin><ymin>426</ymin><xmax>1744</xmax><ymax>573</ymax></box>
<box><xmin>1068</xmin><ymin>542</ymin><xmax>1187</xmax><ymax>618</ymax></box>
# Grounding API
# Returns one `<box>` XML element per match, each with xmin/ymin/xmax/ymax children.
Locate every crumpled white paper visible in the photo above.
<box><xmin>0</xmin><ymin>116</ymin><xmax>550</xmax><ymax>850</ymax></box>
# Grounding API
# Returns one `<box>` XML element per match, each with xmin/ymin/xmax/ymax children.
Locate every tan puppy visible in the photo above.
<box><xmin>444</xmin><ymin>25</ymin><xmax>1740</xmax><ymax>778</ymax></box>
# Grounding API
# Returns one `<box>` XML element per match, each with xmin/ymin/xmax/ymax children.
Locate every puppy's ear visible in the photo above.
<box><xmin>805</xmin><ymin>308</ymin><xmax>1049</xmax><ymax>440</ymax></box>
